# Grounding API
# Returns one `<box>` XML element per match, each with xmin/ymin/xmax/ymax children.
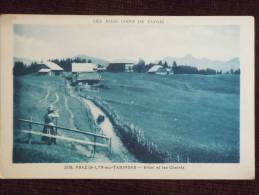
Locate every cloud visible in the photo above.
<box><xmin>14</xmin><ymin>34</ymin><xmax>65</xmax><ymax>61</ymax></box>
<box><xmin>14</xmin><ymin>25</ymin><xmax>240</xmax><ymax>63</ymax></box>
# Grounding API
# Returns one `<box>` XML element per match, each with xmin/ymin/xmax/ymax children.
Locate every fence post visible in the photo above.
<box><xmin>109</xmin><ymin>137</ymin><xmax>112</xmax><ymax>155</ymax></box>
<box><xmin>28</xmin><ymin>116</ymin><xmax>32</xmax><ymax>144</ymax></box>
<box><xmin>106</xmin><ymin>137</ymin><xmax>109</xmax><ymax>154</ymax></box>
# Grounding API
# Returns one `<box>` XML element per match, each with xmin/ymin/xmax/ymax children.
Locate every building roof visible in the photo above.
<box><xmin>148</xmin><ymin>65</ymin><xmax>163</xmax><ymax>73</ymax></box>
<box><xmin>77</xmin><ymin>72</ymin><xmax>101</xmax><ymax>81</ymax></box>
<box><xmin>38</xmin><ymin>68</ymin><xmax>51</xmax><ymax>73</ymax></box>
<box><xmin>72</xmin><ymin>63</ymin><xmax>97</xmax><ymax>72</ymax></box>
<box><xmin>43</xmin><ymin>61</ymin><xmax>63</xmax><ymax>71</ymax></box>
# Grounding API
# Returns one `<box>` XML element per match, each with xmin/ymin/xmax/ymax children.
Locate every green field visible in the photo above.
<box><xmin>13</xmin><ymin>72</ymin><xmax>240</xmax><ymax>163</ymax></box>
<box><xmin>83</xmin><ymin>72</ymin><xmax>240</xmax><ymax>163</ymax></box>
<box><xmin>13</xmin><ymin>74</ymin><xmax>96</xmax><ymax>163</ymax></box>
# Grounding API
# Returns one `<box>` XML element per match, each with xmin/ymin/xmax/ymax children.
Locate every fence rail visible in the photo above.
<box><xmin>17</xmin><ymin>117</ymin><xmax>112</xmax><ymax>156</ymax></box>
<box><xmin>18</xmin><ymin>119</ymin><xmax>109</xmax><ymax>139</ymax></box>
<box><xmin>21</xmin><ymin>130</ymin><xmax>109</xmax><ymax>148</ymax></box>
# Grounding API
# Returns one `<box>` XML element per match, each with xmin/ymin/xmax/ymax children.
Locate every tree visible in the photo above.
<box><xmin>234</xmin><ymin>69</ymin><xmax>240</xmax><ymax>74</ymax></box>
<box><xmin>88</xmin><ymin>59</ymin><xmax>92</xmax><ymax>63</ymax></box>
<box><xmin>216</xmin><ymin>70</ymin><xmax>222</xmax><ymax>74</ymax></box>
<box><xmin>13</xmin><ymin>61</ymin><xmax>43</xmax><ymax>75</ymax></box>
<box><xmin>158</xmin><ymin>60</ymin><xmax>162</xmax><ymax>65</ymax></box>
<box><xmin>174</xmin><ymin>65</ymin><xmax>199</xmax><ymax>74</ymax></box>
<box><xmin>172</xmin><ymin>61</ymin><xmax>177</xmax><ymax>72</ymax></box>
<box><xmin>138</xmin><ymin>58</ymin><xmax>145</xmax><ymax>66</ymax></box>
<box><xmin>13</xmin><ymin>61</ymin><xmax>27</xmax><ymax>75</ymax></box>
<box><xmin>133</xmin><ymin>58</ymin><xmax>146</xmax><ymax>73</ymax></box>
<box><xmin>163</xmin><ymin>61</ymin><xmax>168</xmax><ymax>68</ymax></box>
<box><xmin>173</xmin><ymin>61</ymin><xmax>177</xmax><ymax>67</ymax></box>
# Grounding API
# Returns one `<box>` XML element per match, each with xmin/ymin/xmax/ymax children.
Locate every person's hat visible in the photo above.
<box><xmin>48</xmin><ymin>105</ymin><xmax>55</xmax><ymax>112</ymax></box>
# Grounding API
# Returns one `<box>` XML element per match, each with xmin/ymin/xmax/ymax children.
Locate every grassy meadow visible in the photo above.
<box><xmin>82</xmin><ymin>72</ymin><xmax>240</xmax><ymax>163</ymax></box>
<box><xmin>13</xmin><ymin>72</ymin><xmax>240</xmax><ymax>163</ymax></box>
<box><xmin>13</xmin><ymin>74</ymin><xmax>95</xmax><ymax>163</ymax></box>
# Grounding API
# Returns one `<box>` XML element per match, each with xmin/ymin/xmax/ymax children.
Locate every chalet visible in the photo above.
<box><xmin>125</xmin><ymin>63</ymin><xmax>134</xmax><ymax>72</ymax></box>
<box><xmin>107</xmin><ymin>63</ymin><xmax>125</xmax><ymax>72</ymax></box>
<box><xmin>107</xmin><ymin>62</ymin><xmax>134</xmax><ymax>72</ymax></box>
<box><xmin>72</xmin><ymin>63</ymin><xmax>98</xmax><ymax>73</ymax></box>
<box><xmin>38</xmin><ymin>68</ymin><xmax>52</xmax><ymax>76</ymax></box>
<box><xmin>42</xmin><ymin>61</ymin><xmax>64</xmax><ymax>75</ymax></box>
<box><xmin>71</xmin><ymin>63</ymin><xmax>101</xmax><ymax>85</ymax></box>
<box><xmin>73</xmin><ymin>72</ymin><xmax>101</xmax><ymax>85</ymax></box>
<box><xmin>148</xmin><ymin>65</ymin><xmax>163</xmax><ymax>73</ymax></box>
<box><xmin>37</xmin><ymin>61</ymin><xmax>64</xmax><ymax>76</ymax></box>
<box><xmin>167</xmin><ymin>68</ymin><xmax>174</xmax><ymax>75</ymax></box>
<box><xmin>148</xmin><ymin>65</ymin><xmax>169</xmax><ymax>75</ymax></box>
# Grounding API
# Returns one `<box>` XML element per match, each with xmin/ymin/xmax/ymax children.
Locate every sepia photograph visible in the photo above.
<box><xmin>0</xmin><ymin>15</ymin><xmax>254</xmax><ymax>179</ymax></box>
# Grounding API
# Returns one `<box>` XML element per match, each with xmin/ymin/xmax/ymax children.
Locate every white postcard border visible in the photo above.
<box><xmin>0</xmin><ymin>15</ymin><xmax>255</xmax><ymax>179</ymax></box>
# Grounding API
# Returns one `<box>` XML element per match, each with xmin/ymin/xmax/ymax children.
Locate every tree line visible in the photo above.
<box><xmin>13</xmin><ymin>57</ymin><xmax>240</xmax><ymax>76</ymax></box>
<box><xmin>133</xmin><ymin>59</ymin><xmax>240</xmax><ymax>75</ymax></box>
<box><xmin>13</xmin><ymin>61</ymin><xmax>41</xmax><ymax>76</ymax></box>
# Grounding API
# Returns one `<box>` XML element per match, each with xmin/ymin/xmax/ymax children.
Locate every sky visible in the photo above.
<box><xmin>14</xmin><ymin>24</ymin><xmax>240</xmax><ymax>63</ymax></box>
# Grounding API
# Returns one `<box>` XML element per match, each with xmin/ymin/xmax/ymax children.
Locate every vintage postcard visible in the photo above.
<box><xmin>0</xmin><ymin>15</ymin><xmax>255</xmax><ymax>179</ymax></box>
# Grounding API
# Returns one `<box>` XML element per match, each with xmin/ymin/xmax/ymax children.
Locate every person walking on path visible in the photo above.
<box><xmin>41</xmin><ymin>105</ymin><xmax>59</xmax><ymax>145</ymax></box>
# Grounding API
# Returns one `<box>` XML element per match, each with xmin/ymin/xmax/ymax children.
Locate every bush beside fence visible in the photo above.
<box><xmin>80</xmin><ymin>94</ymin><xmax>171</xmax><ymax>163</ymax></box>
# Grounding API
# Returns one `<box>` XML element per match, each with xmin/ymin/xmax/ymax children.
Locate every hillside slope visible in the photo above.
<box><xmin>13</xmin><ymin>75</ymin><xmax>105</xmax><ymax>163</ymax></box>
<box><xmin>83</xmin><ymin>72</ymin><xmax>240</xmax><ymax>163</ymax></box>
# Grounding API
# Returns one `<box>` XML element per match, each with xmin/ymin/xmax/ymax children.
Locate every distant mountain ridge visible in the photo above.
<box><xmin>14</xmin><ymin>54</ymin><xmax>240</xmax><ymax>72</ymax></box>
<box><xmin>73</xmin><ymin>54</ymin><xmax>110</xmax><ymax>67</ymax></box>
<box><xmin>111</xmin><ymin>58</ymin><xmax>137</xmax><ymax>64</ymax></box>
<box><xmin>161</xmin><ymin>54</ymin><xmax>240</xmax><ymax>71</ymax></box>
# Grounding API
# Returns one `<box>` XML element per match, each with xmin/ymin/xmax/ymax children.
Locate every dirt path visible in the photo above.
<box><xmin>39</xmin><ymin>88</ymin><xmax>50</xmax><ymax>103</ymax></box>
<box><xmin>52</xmin><ymin>93</ymin><xmax>59</xmax><ymax>105</ymax></box>
<box><xmin>63</xmin><ymin>83</ymin><xmax>137</xmax><ymax>162</ymax></box>
<box><xmin>64</xmin><ymin>96</ymin><xmax>76</xmax><ymax>129</ymax></box>
<box><xmin>84</xmin><ymin>99</ymin><xmax>137</xmax><ymax>162</ymax></box>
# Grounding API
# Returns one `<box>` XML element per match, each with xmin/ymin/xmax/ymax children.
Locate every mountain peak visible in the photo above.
<box><xmin>162</xmin><ymin>55</ymin><xmax>240</xmax><ymax>71</ymax></box>
<box><xmin>226</xmin><ymin>57</ymin><xmax>240</xmax><ymax>63</ymax></box>
<box><xmin>183</xmin><ymin>54</ymin><xmax>194</xmax><ymax>58</ymax></box>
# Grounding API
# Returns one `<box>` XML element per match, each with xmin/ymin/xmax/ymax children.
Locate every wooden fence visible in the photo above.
<box><xmin>17</xmin><ymin>117</ymin><xmax>112</xmax><ymax>156</ymax></box>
